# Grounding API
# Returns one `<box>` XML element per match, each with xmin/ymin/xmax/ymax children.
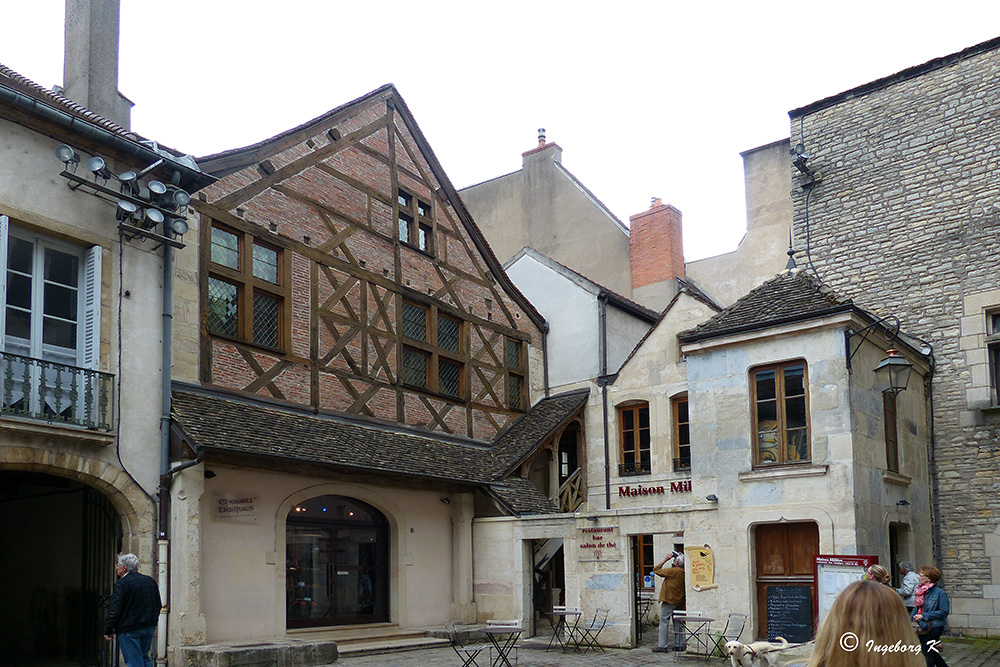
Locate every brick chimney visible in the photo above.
<box><xmin>63</xmin><ymin>0</ymin><xmax>133</xmax><ymax>129</ymax></box>
<box><xmin>630</xmin><ymin>197</ymin><xmax>684</xmax><ymax>291</ymax></box>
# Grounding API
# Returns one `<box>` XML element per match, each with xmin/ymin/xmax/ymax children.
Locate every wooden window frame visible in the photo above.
<box><xmin>400</xmin><ymin>299</ymin><xmax>465</xmax><ymax>399</ymax></box>
<box><xmin>884</xmin><ymin>392</ymin><xmax>899</xmax><ymax>472</ymax></box>
<box><xmin>672</xmin><ymin>394</ymin><xmax>691</xmax><ymax>471</ymax></box>
<box><xmin>505</xmin><ymin>337</ymin><xmax>526</xmax><ymax>411</ymax></box>
<box><xmin>635</xmin><ymin>534</ymin><xmax>655</xmax><ymax>592</ymax></box>
<box><xmin>396</xmin><ymin>189</ymin><xmax>434</xmax><ymax>255</ymax></box>
<box><xmin>987</xmin><ymin>310</ymin><xmax>1000</xmax><ymax>406</ymax></box>
<box><xmin>206</xmin><ymin>221</ymin><xmax>289</xmax><ymax>352</ymax></box>
<box><xmin>618</xmin><ymin>402</ymin><xmax>651</xmax><ymax>476</ymax></box>
<box><xmin>751</xmin><ymin>360</ymin><xmax>810</xmax><ymax>467</ymax></box>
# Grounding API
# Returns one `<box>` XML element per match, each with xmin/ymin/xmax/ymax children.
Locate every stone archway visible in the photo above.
<box><xmin>0</xmin><ymin>449</ymin><xmax>156</xmax><ymax>666</ymax></box>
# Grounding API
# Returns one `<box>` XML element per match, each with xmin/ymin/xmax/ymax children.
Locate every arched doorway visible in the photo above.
<box><xmin>285</xmin><ymin>495</ymin><xmax>389</xmax><ymax>628</ymax></box>
<box><xmin>0</xmin><ymin>471</ymin><xmax>121</xmax><ymax>666</ymax></box>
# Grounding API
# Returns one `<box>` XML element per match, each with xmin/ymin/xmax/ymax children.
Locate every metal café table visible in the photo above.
<box><xmin>478</xmin><ymin>624</ymin><xmax>523</xmax><ymax>667</ymax></box>
<box><xmin>547</xmin><ymin>609</ymin><xmax>582</xmax><ymax>652</ymax></box>
<box><xmin>671</xmin><ymin>613</ymin><xmax>715</xmax><ymax>660</ymax></box>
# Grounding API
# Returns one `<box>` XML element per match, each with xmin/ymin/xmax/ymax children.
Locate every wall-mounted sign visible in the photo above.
<box><xmin>814</xmin><ymin>554</ymin><xmax>877</xmax><ymax>624</ymax></box>
<box><xmin>617</xmin><ymin>480</ymin><xmax>691</xmax><ymax>498</ymax></box>
<box><xmin>213</xmin><ymin>492</ymin><xmax>259</xmax><ymax>523</ymax></box>
<box><xmin>578</xmin><ymin>526</ymin><xmax>620</xmax><ymax>562</ymax></box>
<box><xmin>685</xmin><ymin>544</ymin><xmax>718</xmax><ymax>591</ymax></box>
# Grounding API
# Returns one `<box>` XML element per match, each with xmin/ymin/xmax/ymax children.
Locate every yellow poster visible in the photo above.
<box><xmin>685</xmin><ymin>545</ymin><xmax>718</xmax><ymax>591</ymax></box>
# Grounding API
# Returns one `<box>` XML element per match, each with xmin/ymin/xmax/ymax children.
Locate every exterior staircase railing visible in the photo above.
<box><xmin>558</xmin><ymin>467</ymin><xmax>583</xmax><ymax>513</ymax></box>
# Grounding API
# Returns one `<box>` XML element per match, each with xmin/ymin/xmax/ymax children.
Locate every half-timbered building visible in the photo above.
<box><xmin>166</xmin><ymin>85</ymin><xmax>569</xmax><ymax>656</ymax></box>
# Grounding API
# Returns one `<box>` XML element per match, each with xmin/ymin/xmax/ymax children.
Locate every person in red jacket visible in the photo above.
<box><xmin>651</xmin><ymin>551</ymin><xmax>686</xmax><ymax>653</ymax></box>
<box><xmin>103</xmin><ymin>553</ymin><xmax>162</xmax><ymax>667</ymax></box>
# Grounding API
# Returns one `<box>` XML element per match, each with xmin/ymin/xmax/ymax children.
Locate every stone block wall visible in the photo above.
<box><xmin>789</xmin><ymin>39</ymin><xmax>1000</xmax><ymax>635</ymax></box>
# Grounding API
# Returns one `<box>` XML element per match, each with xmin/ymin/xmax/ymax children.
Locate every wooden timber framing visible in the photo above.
<box><xmin>193</xmin><ymin>86</ymin><xmax>544</xmax><ymax>441</ymax></box>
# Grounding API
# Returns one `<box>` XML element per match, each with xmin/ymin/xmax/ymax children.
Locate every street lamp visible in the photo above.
<box><xmin>874</xmin><ymin>348</ymin><xmax>913</xmax><ymax>395</ymax></box>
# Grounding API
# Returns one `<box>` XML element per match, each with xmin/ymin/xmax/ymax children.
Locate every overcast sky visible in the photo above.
<box><xmin>3</xmin><ymin>1</ymin><xmax>999</xmax><ymax>260</ymax></box>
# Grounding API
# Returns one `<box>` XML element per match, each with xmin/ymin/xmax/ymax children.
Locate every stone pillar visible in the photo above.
<box><xmin>168</xmin><ymin>465</ymin><xmax>207</xmax><ymax>652</ymax></box>
<box><xmin>451</xmin><ymin>492</ymin><xmax>477</xmax><ymax>622</ymax></box>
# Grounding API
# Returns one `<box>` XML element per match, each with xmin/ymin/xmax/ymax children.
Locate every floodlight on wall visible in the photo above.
<box><xmin>55</xmin><ymin>146</ymin><xmax>191</xmax><ymax>250</ymax></box>
<box><xmin>147</xmin><ymin>180</ymin><xmax>167</xmax><ymax>197</ymax></box>
<box><xmin>874</xmin><ymin>349</ymin><xmax>913</xmax><ymax>396</ymax></box>
<box><xmin>118</xmin><ymin>170</ymin><xmax>140</xmax><ymax>195</ymax></box>
<box><xmin>706</xmin><ymin>494</ymin><xmax>719</xmax><ymax>502</ymax></box>
<box><xmin>115</xmin><ymin>200</ymin><xmax>139</xmax><ymax>222</ymax></box>
<box><xmin>168</xmin><ymin>218</ymin><xmax>189</xmax><ymax>236</ymax></box>
<box><xmin>157</xmin><ymin>187</ymin><xmax>191</xmax><ymax>211</ymax></box>
<box><xmin>143</xmin><ymin>207</ymin><xmax>165</xmax><ymax>229</ymax></box>
<box><xmin>87</xmin><ymin>156</ymin><xmax>113</xmax><ymax>182</ymax></box>
<box><xmin>56</xmin><ymin>144</ymin><xmax>80</xmax><ymax>173</ymax></box>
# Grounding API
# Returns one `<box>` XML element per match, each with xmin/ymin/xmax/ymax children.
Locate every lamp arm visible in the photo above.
<box><xmin>845</xmin><ymin>315</ymin><xmax>901</xmax><ymax>373</ymax></box>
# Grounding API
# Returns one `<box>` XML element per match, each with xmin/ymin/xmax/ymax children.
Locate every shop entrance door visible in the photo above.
<box><xmin>286</xmin><ymin>496</ymin><xmax>389</xmax><ymax>628</ymax></box>
<box><xmin>753</xmin><ymin>522</ymin><xmax>818</xmax><ymax>640</ymax></box>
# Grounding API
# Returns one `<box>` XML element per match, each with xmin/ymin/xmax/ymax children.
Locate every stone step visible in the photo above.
<box><xmin>337</xmin><ymin>635</ymin><xmax>450</xmax><ymax>656</ymax></box>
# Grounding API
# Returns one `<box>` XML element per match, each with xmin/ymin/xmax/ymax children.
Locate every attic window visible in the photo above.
<box><xmin>397</xmin><ymin>189</ymin><xmax>434</xmax><ymax>254</ymax></box>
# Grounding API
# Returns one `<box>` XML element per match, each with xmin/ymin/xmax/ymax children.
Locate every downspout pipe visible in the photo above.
<box><xmin>598</xmin><ymin>294</ymin><xmax>611</xmax><ymax>510</ymax></box>
<box><xmin>542</xmin><ymin>321</ymin><xmax>550</xmax><ymax>398</ymax></box>
<box><xmin>156</xmin><ymin>242</ymin><xmax>173</xmax><ymax>666</ymax></box>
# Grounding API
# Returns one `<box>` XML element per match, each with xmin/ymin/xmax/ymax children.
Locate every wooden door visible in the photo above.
<box><xmin>754</xmin><ymin>522</ymin><xmax>818</xmax><ymax>640</ymax></box>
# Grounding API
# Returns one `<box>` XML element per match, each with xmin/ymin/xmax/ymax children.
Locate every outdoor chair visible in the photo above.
<box><xmin>575</xmin><ymin>607</ymin><xmax>609</xmax><ymax>653</ymax></box>
<box><xmin>710</xmin><ymin>613</ymin><xmax>747</xmax><ymax>657</ymax></box>
<box><xmin>446</xmin><ymin>621</ymin><xmax>484</xmax><ymax>667</ymax></box>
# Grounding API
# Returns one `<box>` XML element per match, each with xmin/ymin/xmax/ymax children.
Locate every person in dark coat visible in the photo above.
<box><xmin>103</xmin><ymin>553</ymin><xmax>162</xmax><ymax>667</ymax></box>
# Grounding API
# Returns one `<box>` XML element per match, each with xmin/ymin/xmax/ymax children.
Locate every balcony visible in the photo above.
<box><xmin>1</xmin><ymin>352</ymin><xmax>115</xmax><ymax>431</ymax></box>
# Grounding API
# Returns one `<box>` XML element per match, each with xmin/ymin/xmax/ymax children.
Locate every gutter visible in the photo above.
<box><xmin>0</xmin><ymin>83</ymin><xmax>215</xmax><ymax>191</ymax></box>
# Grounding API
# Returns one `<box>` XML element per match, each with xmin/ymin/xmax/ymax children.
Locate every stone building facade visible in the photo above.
<box><xmin>788</xmin><ymin>37</ymin><xmax>1000</xmax><ymax>636</ymax></box>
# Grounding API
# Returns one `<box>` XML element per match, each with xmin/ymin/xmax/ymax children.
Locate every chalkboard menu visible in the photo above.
<box><xmin>766</xmin><ymin>585</ymin><xmax>813</xmax><ymax>642</ymax></box>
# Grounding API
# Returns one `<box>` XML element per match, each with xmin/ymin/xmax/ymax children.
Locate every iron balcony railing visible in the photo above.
<box><xmin>673</xmin><ymin>456</ymin><xmax>692</xmax><ymax>471</ymax></box>
<box><xmin>618</xmin><ymin>460</ymin><xmax>651</xmax><ymax>476</ymax></box>
<box><xmin>1</xmin><ymin>351</ymin><xmax>115</xmax><ymax>431</ymax></box>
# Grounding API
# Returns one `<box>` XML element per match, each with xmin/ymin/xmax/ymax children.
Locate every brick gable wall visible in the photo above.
<box><xmin>192</xmin><ymin>93</ymin><xmax>542</xmax><ymax>442</ymax></box>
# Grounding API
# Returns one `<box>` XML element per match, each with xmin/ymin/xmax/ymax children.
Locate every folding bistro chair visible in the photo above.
<box><xmin>575</xmin><ymin>608</ymin><xmax>609</xmax><ymax>653</ymax></box>
<box><xmin>446</xmin><ymin>621</ymin><xmax>484</xmax><ymax>667</ymax></box>
<box><xmin>710</xmin><ymin>613</ymin><xmax>747</xmax><ymax>657</ymax></box>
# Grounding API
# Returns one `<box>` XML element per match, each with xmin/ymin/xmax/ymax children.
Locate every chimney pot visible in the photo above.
<box><xmin>538</xmin><ymin>128</ymin><xmax>546</xmax><ymax>147</ymax></box>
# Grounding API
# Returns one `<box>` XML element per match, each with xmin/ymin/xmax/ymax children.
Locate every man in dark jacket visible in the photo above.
<box><xmin>103</xmin><ymin>553</ymin><xmax>162</xmax><ymax>667</ymax></box>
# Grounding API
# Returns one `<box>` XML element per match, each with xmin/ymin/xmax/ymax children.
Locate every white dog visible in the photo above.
<box><xmin>725</xmin><ymin>637</ymin><xmax>791</xmax><ymax>667</ymax></box>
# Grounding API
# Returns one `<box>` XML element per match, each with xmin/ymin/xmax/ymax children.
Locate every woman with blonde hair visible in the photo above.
<box><xmin>806</xmin><ymin>580</ymin><xmax>924</xmax><ymax>667</ymax></box>
<box><xmin>866</xmin><ymin>564</ymin><xmax>891</xmax><ymax>585</ymax></box>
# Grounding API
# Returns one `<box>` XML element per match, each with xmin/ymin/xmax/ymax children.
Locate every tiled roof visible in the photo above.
<box><xmin>489</xmin><ymin>477</ymin><xmax>560</xmax><ymax>515</ymax></box>
<box><xmin>490</xmin><ymin>390</ymin><xmax>590</xmax><ymax>477</ymax></box>
<box><xmin>0</xmin><ymin>63</ymin><xmax>131</xmax><ymax>137</ymax></box>
<box><xmin>171</xmin><ymin>387</ymin><xmax>495</xmax><ymax>485</ymax></box>
<box><xmin>171</xmin><ymin>385</ymin><xmax>589</xmax><ymax>516</ymax></box>
<box><xmin>677</xmin><ymin>269</ymin><xmax>853</xmax><ymax>342</ymax></box>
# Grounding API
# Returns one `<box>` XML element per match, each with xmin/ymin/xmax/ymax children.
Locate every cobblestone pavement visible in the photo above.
<box><xmin>340</xmin><ymin>635</ymin><xmax>1000</xmax><ymax>666</ymax></box>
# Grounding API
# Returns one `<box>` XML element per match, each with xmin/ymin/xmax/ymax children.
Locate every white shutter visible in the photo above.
<box><xmin>82</xmin><ymin>245</ymin><xmax>102</xmax><ymax>370</ymax></box>
<box><xmin>0</xmin><ymin>215</ymin><xmax>7</xmax><ymax>349</ymax></box>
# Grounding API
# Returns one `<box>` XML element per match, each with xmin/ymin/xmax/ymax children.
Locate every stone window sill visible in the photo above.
<box><xmin>739</xmin><ymin>464</ymin><xmax>828</xmax><ymax>482</ymax></box>
<box><xmin>882</xmin><ymin>470</ymin><xmax>912</xmax><ymax>486</ymax></box>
